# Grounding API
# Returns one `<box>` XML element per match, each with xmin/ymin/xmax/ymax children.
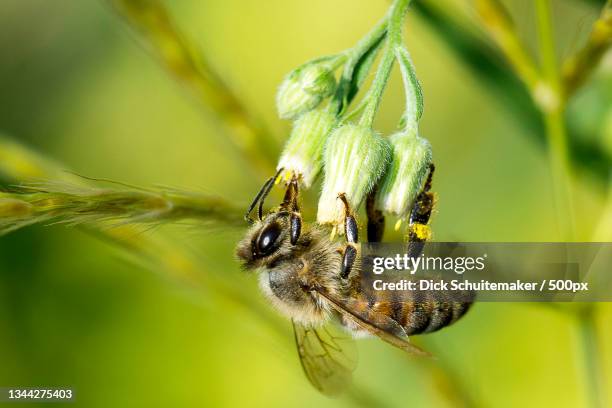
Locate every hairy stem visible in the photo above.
<box><xmin>358</xmin><ymin>46</ymin><xmax>396</xmax><ymax>128</ymax></box>
<box><xmin>395</xmin><ymin>46</ymin><xmax>423</xmax><ymax>133</ymax></box>
<box><xmin>331</xmin><ymin>16</ymin><xmax>388</xmax><ymax>114</ymax></box>
<box><xmin>359</xmin><ymin>0</ymin><xmax>411</xmax><ymax>127</ymax></box>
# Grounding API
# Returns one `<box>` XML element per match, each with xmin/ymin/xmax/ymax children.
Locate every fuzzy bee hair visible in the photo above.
<box><xmin>236</xmin><ymin>211</ymin><xmax>346</xmax><ymax>326</ymax></box>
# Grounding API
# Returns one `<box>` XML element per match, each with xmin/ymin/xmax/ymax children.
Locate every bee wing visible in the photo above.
<box><xmin>292</xmin><ymin>320</ymin><xmax>357</xmax><ymax>396</ymax></box>
<box><xmin>314</xmin><ymin>288</ymin><xmax>431</xmax><ymax>357</ymax></box>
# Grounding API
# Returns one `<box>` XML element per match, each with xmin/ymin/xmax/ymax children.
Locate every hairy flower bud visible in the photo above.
<box><xmin>375</xmin><ymin>131</ymin><xmax>432</xmax><ymax>218</ymax></box>
<box><xmin>276</xmin><ymin>63</ymin><xmax>336</xmax><ymax>119</ymax></box>
<box><xmin>276</xmin><ymin>109</ymin><xmax>337</xmax><ymax>187</ymax></box>
<box><xmin>317</xmin><ymin>124</ymin><xmax>391</xmax><ymax>225</ymax></box>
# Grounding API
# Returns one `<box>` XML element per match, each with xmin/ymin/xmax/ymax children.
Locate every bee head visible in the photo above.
<box><xmin>237</xmin><ymin>170</ymin><xmax>302</xmax><ymax>270</ymax></box>
<box><xmin>235</xmin><ymin>211</ymin><xmax>293</xmax><ymax>270</ymax></box>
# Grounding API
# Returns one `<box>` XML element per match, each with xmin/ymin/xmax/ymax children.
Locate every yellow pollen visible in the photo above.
<box><xmin>410</xmin><ymin>223</ymin><xmax>431</xmax><ymax>240</ymax></box>
<box><xmin>394</xmin><ymin>219</ymin><xmax>403</xmax><ymax>231</ymax></box>
<box><xmin>330</xmin><ymin>225</ymin><xmax>337</xmax><ymax>241</ymax></box>
<box><xmin>274</xmin><ymin>172</ymin><xmax>283</xmax><ymax>185</ymax></box>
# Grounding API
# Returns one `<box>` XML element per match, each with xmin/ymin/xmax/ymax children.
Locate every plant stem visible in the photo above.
<box><xmin>387</xmin><ymin>0</ymin><xmax>411</xmax><ymax>46</ymax></box>
<box><xmin>592</xmin><ymin>173</ymin><xmax>612</xmax><ymax>240</ymax></box>
<box><xmin>358</xmin><ymin>46</ymin><xmax>395</xmax><ymax>127</ymax></box>
<box><xmin>535</xmin><ymin>0</ymin><xmax>576</xmax><ymax>241</ymax></box>
<box><xmin>359</xmin><ymin>0</ymin><xmax>411</xmax><ymax>127</ymax></box>
<box><xmin>536</xmin><ymin>5</ymin><xmax>603</xmax><ymax>406</ymax></box>
<box><xmin>475</xmin><ymin>0</ymin><xmax>539</xmax><ymax>90</ymax></box>
<box><xmin>576</xmin><ymin>306</ymin><xmax>605</xmax><ymax>408</ymax></box>
<box><xmin>413</xmin><ymin>1</ymin><xmax>609</xmax><ymax>184</ymax></box>
<box><xmin>346</xmin><ymin>16</ymin><xmax>389</xmax><ymax>65</ymax></box>
<box><xmin>562</xmin><ymin>1</ymin><xmax>612</xmax><ymax>96</ymax></box>
<box><xmin>330</xmin><ymin>16</ymin><xmax>388</xmax><ymax>114</ymax></box>
<box><xmin>395</xmin><ymin>46</ymin><xmax>423</xmax><ymax>134</ymax></box>
<box><xmin>536</xmin><ymin>0</ymin><xmax>559</xmax><ymax>84</ymax></box>
<box><xmin>542</xmin><ymin>108</ymin><xmax>576</xmax><ymax>240</ymax></box>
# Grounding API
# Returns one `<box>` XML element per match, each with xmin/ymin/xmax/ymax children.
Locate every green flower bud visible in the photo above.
<box><xmin>317</xmin><ymin>124</ymin><xmax>391</xmax><ymax>225</ymax></box>
<box><xmin>375</xmin><ymin>131</ymin><xmax>432</xmax><ymax>218</ymax></box>
<box><xmin>277</xmin><ymin>109</ymin><xmax>337</xmax><ymax>187</ymax></box>
<box><xmin>276</xmin><ymin>63</ymin><xmax>336</xmax><ymax>119</ymax></box>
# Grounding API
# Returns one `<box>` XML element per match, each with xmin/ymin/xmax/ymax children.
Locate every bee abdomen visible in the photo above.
<box><xmin>399</xmin><ymin>290</ymin><xmax>474</xmax><ymax>335</ymax></box>
<box><xmin>375</xmin><ymin>291</ymin><xmax>473</xmax><ymax>335</ymax></box>
<box><xmin>346</xmin><ymin>286</ymin><xmax>474</xmax><ymax>337</ymax></box>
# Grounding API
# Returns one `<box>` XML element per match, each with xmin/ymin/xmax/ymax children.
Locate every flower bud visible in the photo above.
<box><xmin>375</xmin><ymin>131</ymin><xmax>432</xmax><ymax>218</ymax></box>
<box><xmin>317</xmin><ymin>124</ymin><xmax>391</xmax><ymax>225</ymax></box>
<box><xmin>276</xmin><ymin>63</ymin><xmax>336</xmax><ymax>119</ymax></box>
<box><xmin>276</xmin><ymin>109</ymin><xmax>337</xmax><ymax>187</ymax></box>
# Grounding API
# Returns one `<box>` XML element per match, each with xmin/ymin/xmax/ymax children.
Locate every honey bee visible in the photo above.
<box><xmin>236</xmin><ymin>166</ymin><xmax>473</xmax><ymax>395</ymax></box>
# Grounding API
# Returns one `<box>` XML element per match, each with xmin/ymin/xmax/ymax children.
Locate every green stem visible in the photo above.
<box><xmin>542</xmin><ymin>108</ymin><xmax>575</xmax><ymax>240</ymax></box>
<box><xmin>537</xmin><ymin>4</ymin><xmax>600</xmax><ymax>407</ymax></box>
<box><xmin>535</xmin><ymin>0</ymin><xmax>576</xmax><ymax>241</ymax></box>
<box><xmin>395</xmin><ymin>46</ymin><xmax>423</xmax><ymax>134</ymax></box>
<box><xmin>576</xmin><ymin>307</ymin><xmax>605</xmax><ymax>408</ymax></box>
<box><xmin>387</xmin><ymin>0</ymin><xmax>410</xmax><ymax>45</ymax></box>
<box><xmin>329</xmin><ymin>17</ymin><xmax>389</xmax><ymax>114</ymax></box>
<box><xmin>358</xmin><ymin>46</ymin><xmax>396</xmax><ymax>127</ymax></box>
<box><xmin>346</xmin><ymin>16</ymin><xmax>389</xmax><ymax>64</ymax></box>
<box><xmin>359</xmin><ymin>0</ymin><xmax>411</xmax><ymax>127</ymax></box>
<box><xmin>535</xmin><ymin>0</ymin><xmax>559</xmax><ymax>82</ymax></box>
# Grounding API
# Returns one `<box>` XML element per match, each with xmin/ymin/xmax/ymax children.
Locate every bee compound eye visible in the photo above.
<box><xmin>256</xmin><ymin>223</ymin><xmax>282</xmax><ymax>256</ymax></box>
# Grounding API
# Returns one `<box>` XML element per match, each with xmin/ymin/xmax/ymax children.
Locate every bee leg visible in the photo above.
<box><xmin>338</xmin><ymin>193</ymin><xmax>358</xmax><ymax>279</ymax></box>
<box><xmin>366</xmin><ymin>189</ymin><xmax>385</xmax><ymax>243</ymax></box>
<box><xmin>282</xmin><ymin>177</ymin><xmax>302</xmax><ymax>245</ymax></box>
<box><xmin>338</xmin><ymin>193</ymin><xmax>358</xmax><ymax>243</ymax></box>
<box><xmin>407</xmin><ymin>164</ymin><xmax>435</xmax><ymax>257</ymax></box>
<box><xmin>341</xmin><ymin>245</ymin><xmax>357</xmax><ymax>279</ymax></box>
<box><xmin>290</xmin><ymin>213</ymin><xmax>302</xmax><ymax>245</ymax></box>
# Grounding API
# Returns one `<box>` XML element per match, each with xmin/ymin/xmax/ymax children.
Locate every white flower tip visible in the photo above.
<box><xmin>317</xmin><ymin>124</ymin><xmax>392</xmax><ymax>225</ymax></box>
<box><xmin>375</xmin><ymin>132</ymin><xmax>433</xmax><ymax>217</ymax></box>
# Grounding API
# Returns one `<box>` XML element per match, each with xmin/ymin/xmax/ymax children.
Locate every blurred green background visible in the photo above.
<box><xmin>0</xmin><ymin>0</ymin><xmax>611</xmax><ymax>407</ymax></box>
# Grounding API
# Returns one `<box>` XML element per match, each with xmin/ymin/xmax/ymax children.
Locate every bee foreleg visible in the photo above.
<box><xmin>340</xmin><ymin>245</ymin><xmax>357</xmax><ymax>279</ymax></box>
<box><xmin>290</xmin><ymin>212</ymin><xmax>302</xmax><ymax>245</ymax></box>
<box><xmin>282</xmin><ymin>177</ymin><xmax>302</xmax><ymax>245</ymax></box>
<box><xmin>338</xmin><ymin>193</ymin><xmax>358</xmax><ymax>244</ymax></box>
<box><xmin>281</xmin><ymin>177</ymin><xmax>300</xmax><ymax>212</ymax></box>
<box><xmin>337</xmin><ymin>193</ymin><xmax>359</xmax><ymax>279</ymax></box>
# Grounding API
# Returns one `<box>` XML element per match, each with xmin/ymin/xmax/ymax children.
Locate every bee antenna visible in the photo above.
<box><xmin>258</xmin><ymin>168</ymin><xmax>283</xmax><ymax>220</ymax></box>
<box><xmin>244</xmin><ymin>168</ymin><xmax>283</xmax><ymax>223</ymax></box>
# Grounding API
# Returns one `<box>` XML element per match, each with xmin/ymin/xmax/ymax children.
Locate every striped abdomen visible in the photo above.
<box><xmin>344</xmin><ymin>285</ymin><xmax>474</xmax><ymax>336</ymax></box>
